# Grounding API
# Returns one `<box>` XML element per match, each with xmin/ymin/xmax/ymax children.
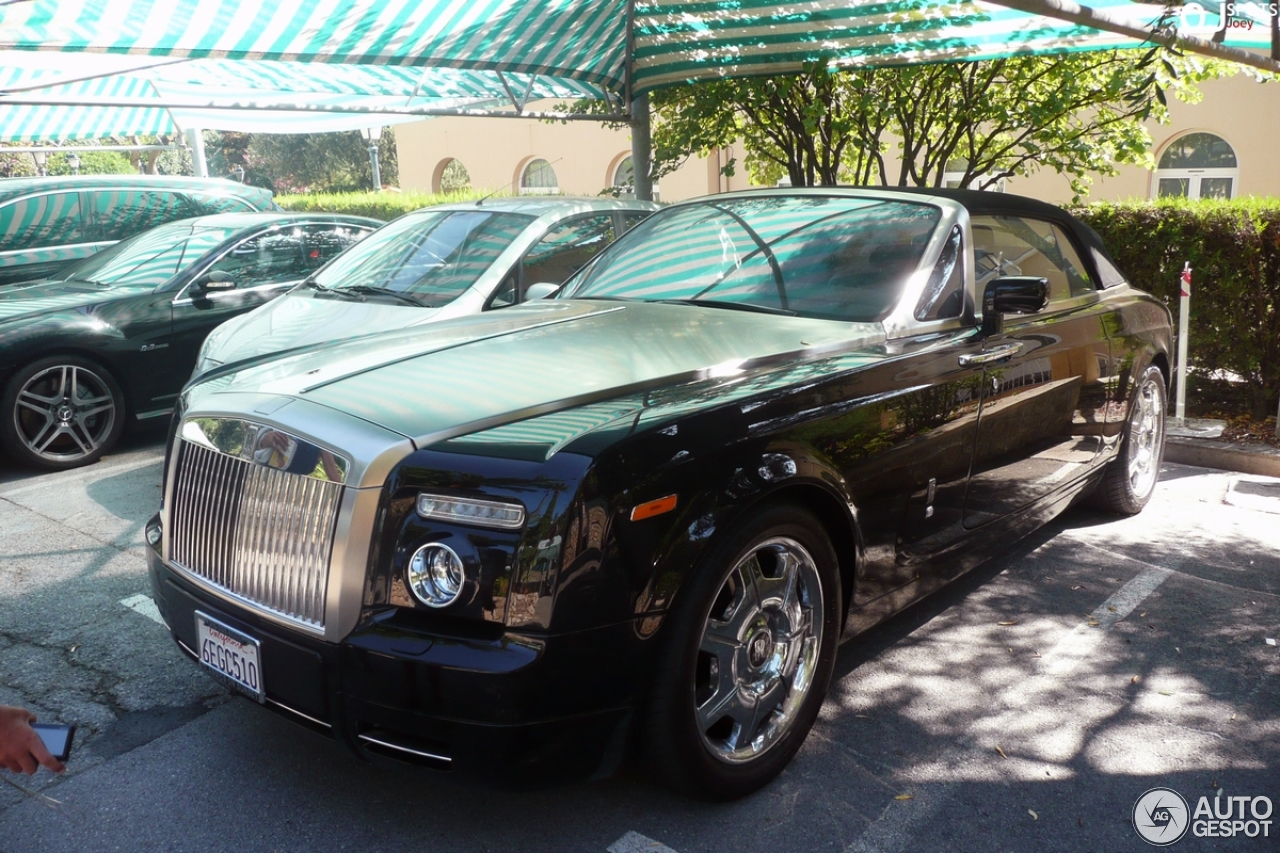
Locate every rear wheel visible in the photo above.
<box><xmin>1</xmin><ymin>356</ymin><xmax>125</xmax><ymax>470</ymax></box>
<box><xmin>1092</xmin><ymin>364</ymin><xmax>1166</xmax><ymax>515</ymax></box>
<box><xmin>643</xmin><ymin>504</ymin><xmax>841</xmax><ymax>800</ymax></box>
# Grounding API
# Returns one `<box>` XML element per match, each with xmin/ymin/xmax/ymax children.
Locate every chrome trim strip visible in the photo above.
<box><xmin>267</xmin><ymin>699</ymin><xmax>333</xmax><ymax>730</ymax></box>
<box><xmin>133</xmin><ymin>407</ymin><xmax>173</xmax><ymax>420</ymax></box>
<box><xmin>357</xmin><ymin>733</ymin><xmax>452</xmax><ymax>763</ymax></box>
<box><xmin>326</xmin><ymin>485</ymin><xmax>382</xmax><ymax>643</ymax></box>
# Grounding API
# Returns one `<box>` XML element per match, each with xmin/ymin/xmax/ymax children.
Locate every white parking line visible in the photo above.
<box><xmin>0</xmin><ymin>455</ymin><xmax>161</xmax><ymax>499</ymax></box>
<box><xmin>608</xmin><ymin>831</ymin><xmax>681</xmax><ymax>853</ymax></box>
<box><xmin>120</xmin><ymin>593</ymin><xmax>164</xmax><ymax>626</ymax></box>
<box><xmin>1043</xmin><ymin>565</ymin><xmax>1172</xmax><ymax>677</ymax></box>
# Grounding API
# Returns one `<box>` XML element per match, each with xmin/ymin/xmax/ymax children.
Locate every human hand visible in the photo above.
<box><xmin>0</xmin><ymin>705</ymin><xmax>65</xmax><ymax>775</ymax></box>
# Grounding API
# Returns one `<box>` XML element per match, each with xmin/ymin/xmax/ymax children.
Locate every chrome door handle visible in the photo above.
<box><xmin>958</xmin><ymin>342</ymin><xmax>1024</xmax><ymax>367</ymax></box>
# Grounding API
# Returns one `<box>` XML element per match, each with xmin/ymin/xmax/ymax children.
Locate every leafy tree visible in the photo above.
<box><xmin>0</xmin><ymin>142</ymin><xmax>136</xmax><ymax>177</ymax></box>
<box><xmin>238</xmin><ymin>129</ymin><xmax>400</xmax><ymax>193</ymax></box>
<box><xmin>643</xmin><ymin>50</ymin><xmax>1237</xmax><ymax>197</ymax></box>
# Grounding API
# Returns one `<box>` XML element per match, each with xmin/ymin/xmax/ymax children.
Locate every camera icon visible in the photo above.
<box><xmin>1134</xmin><ymin>787</ymin><xmax>1191</xmax><ymax>846</ymax></box>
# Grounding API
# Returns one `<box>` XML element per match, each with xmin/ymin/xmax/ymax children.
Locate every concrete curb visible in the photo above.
<box><xmin>1165</xmin><ymin>436</ymin><xmax>1280</xmax><ymax>478</ymax></box>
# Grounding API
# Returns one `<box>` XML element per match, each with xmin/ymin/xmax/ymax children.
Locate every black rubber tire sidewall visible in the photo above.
<box><xmin>1</xmin><ymin>355</ymin><xmax>126</xmax><ymax>470</ymax></box>
<box><xmin>642</xmin><ymin>502</ymin><xmax>842</xmax><ymax>801</ymax></box>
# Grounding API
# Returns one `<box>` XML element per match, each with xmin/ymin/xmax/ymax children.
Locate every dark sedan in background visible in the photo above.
<box><xmin>0</xmin><ymin>175</ymin><xmax>279</xmax><ymax>286</ymax></box>
<box><xmin>0</xmin><ymin>211</ymin><xmax>378</xmax><ymax>469</ymax></box>
<box><xmin>146</xmin><ymin>189</ymin><xmax>1170</xmax><ymax>800</ymax></box>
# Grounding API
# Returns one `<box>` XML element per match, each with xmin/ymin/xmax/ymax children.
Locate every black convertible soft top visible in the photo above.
<box><xmin>849</xmin><ymin>185</ymin><xmax>1130</xmax><ymax>289</ymax></box>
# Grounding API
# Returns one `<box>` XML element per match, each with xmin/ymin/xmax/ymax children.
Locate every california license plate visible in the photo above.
<box><xmin>195</xmin><ymin>612</ymin><xmax>264</xmax><ymax>702</ymax></box>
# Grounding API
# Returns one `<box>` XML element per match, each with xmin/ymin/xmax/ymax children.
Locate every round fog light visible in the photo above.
<box><xmin>407</xmin><ymin>543</ymin><xmax>465</xmax><ymax>608</ymax></box>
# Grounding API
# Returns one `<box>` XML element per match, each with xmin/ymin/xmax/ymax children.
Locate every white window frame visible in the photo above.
<box><xmin>519</xmin><ymin>159</ymin><xmax>560</xmax><ymax>196</ymax></box>
<box><xmin>1151</xmin><ymin>133</ymin><xmax>1239</xmax><ymax>200</ymax></box>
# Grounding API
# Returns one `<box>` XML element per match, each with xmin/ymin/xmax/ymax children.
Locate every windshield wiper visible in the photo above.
<box><xmin>340</xmin><ymin>285</ymin><xmax>430</xmax><ymax>307</ymax></box>
<box><xmin>59</xmin><ymin>277</ymin><xmax>108</xmax><ymax>287</ymax></box>
<box><xmin>298</xmin><ymin>280</ymin><xmax>370</xmax><ymax>301</ymax></box>
<box><xmin>655</xmin><ymin>298</ymin><xmax>796</xmax><ymax>317</ymax></box>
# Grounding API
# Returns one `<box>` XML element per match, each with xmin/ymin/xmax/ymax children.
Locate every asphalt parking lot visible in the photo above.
<box><xmin>1</xmin><ymin>430</ymin><xmax>1276</xmax><ymax>853</ymax></box>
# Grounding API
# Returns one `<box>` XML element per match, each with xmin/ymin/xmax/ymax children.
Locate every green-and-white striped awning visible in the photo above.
<box><xmin>0</xmin><ymin>48</ymin><xmax>606</xmax><ymax>141</ymax></box>
<box><xmin>0</xmin><ymin>0</ymin><xmax>1272</xmax><ymax>142</ymax></box>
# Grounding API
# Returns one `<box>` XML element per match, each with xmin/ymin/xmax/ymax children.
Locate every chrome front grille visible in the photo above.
<box><xmin>169</xmin><ymin>437</ymin><xmax>343</xmax><ymax>630</ymax></box>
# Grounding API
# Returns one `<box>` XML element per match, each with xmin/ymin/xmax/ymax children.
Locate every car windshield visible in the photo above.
<box><xmin>565</xmin><ymin>195</ymin><xmax>941</xmax><ymax>322</ymax></box>
<box><xmin>311</xmin><ymin>209</ymin><xmax>536</xmax><ymax>304</ymax></box>
<box><xmin>55</xmin><ymin>220</ymin><xmax>243</xmax><ymax>289</ymax></box>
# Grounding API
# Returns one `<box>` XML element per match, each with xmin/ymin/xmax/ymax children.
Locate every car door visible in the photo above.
<box><xmin>962</xmin><ymin>214</ymin><xmax>1113</xmax><ymax>529</ymax></box>
<box><xmin>166</xmin><ymin>222</ymin><xmax>371</xmax><ymax>404</ymax></box>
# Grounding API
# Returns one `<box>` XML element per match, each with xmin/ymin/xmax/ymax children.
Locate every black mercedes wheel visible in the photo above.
<box><xmin>1091</xmin><ymin>364</ymin><xmax>1167</xmax><ymax>515</ymax></box>
<box><xmin>1</xmin><ymin>356</ymin><xmax>125</xmax><ymax>470</ymax></box>
<box><xmin>643</xmin><ymin>503</ymin><xmax>841</xmax><ymax>801</ymax></box>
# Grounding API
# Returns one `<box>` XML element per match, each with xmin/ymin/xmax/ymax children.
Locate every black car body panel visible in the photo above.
<box><xmin>146</xmin><ymin>188</ymin><xmax>1171</xmax><ymax>791</ymax></box>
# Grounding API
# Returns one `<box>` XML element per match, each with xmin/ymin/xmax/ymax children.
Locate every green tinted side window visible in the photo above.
<box><xmin>0</xmin><ymin>192</ymin><xmax>85</xmax><ymax>252</ymax></box>
<box><xmin>188</xmin><ymin>192</ymin><xmax>255</xmax><ymax>214</ymax></box>
<box><xmin>90</xmin><ymin>190</ymin><xmax>199</xmax><ymax>242</ymax></box>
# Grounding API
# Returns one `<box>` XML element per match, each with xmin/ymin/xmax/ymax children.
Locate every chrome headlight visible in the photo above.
<box><xmin>406</xmin><ymin>543</ymin><xmax>466</xmax><ymax>608</ymax></box>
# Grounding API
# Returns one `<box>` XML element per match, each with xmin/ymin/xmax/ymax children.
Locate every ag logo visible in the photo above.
<box><xmin>1134</xmin><ymin>787</ymin><xmax>1191</xmax><ymax>846</ymax></box>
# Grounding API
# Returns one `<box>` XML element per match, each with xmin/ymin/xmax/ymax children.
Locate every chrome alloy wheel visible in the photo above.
<box><xmin>1126</xmin><ymin>371</ymin><xmax>1165</xmax><ymax>500</ymax></box>
<box><xmin>694</xmin><ymin>536</ymin><xmax>824</xmax><ymax>764</ymax></box>
<box><xmin>12</xmin><ymin>364</ymin><xmax>118</xmax><ymax>463</ymax></box>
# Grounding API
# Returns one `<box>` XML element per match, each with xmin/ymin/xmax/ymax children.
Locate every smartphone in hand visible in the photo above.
<box><xmin>31</xmin><ymin>723</ymin><xmax>74</xmax><ymax>762</ymax></box>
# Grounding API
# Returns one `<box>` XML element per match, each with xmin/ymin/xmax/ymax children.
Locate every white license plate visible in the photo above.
<box><xmin>195</xmin><ymin>612</ymin><xmax>264</xmax><ymax>702</ymax></box>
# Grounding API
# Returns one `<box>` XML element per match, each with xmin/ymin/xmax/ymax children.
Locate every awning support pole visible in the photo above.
<box><xmin>630</xmin><ymin>92</ymin><xmax>652</xmax><ymax>201</ymax></box>
<box><xmin>185</xmin><ymin>127</ymin><xmax>207</xmax><ymax>177</ymax></box>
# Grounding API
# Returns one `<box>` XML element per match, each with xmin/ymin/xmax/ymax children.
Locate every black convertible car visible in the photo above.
<box><xmin>145</xmin><ymin>188</ymin><xmax>1170</xmax><ymax>800</ymax></box>
<box><xmin>0</xmin><ymin>211</ymin><xmax>377</xmax><ymax>470</ymax></box>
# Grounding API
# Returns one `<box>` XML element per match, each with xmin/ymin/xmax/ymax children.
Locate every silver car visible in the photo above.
<box><xmin>193</xmin><ymin>197</ymin><xmax>658</xmax><ymax>378</ymax></box>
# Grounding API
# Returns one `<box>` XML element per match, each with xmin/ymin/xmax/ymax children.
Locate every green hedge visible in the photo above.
<box><xmin>1072</xmin><ymin>198</ymin><xmax>1280</xmax><ymax>419</ymax></box>
<box><xmin>275</xmin><ymin>188</ymin><xmax>501</xmax><ymax>221</ymax></box>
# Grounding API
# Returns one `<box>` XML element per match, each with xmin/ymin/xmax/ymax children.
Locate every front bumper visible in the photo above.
<box><xmin>146</xmin><ymin>519</ymin><xmax>640</xmax><ymax>787</ymax></box>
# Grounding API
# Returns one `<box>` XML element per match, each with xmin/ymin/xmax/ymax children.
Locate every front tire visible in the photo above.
<box><xmin>1092</xmin><ymin>364</ymin><xmax>1166</xmax><ymax>515</ymax></box>
<box><xmin>643</xmin><ymin>503</ymin><xmax>841</xmax><ymax>801</ymax></box>
<box><xmin>1</xmin><ymin>356</ymin><xmax>125</xmax><ymax>470</ymax></box>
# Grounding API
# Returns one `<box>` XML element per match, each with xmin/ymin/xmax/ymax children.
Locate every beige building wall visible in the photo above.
<box><xmin>998</xmin><ymin>74</ymin><xmax>1280</xmax><ymax>203</ymax></box>
<box><xmin>394</xmin><ymin>76</ymin><xmax>1280</xmax><ymax>204</ymax></box>
<box><xmin>393</xmin><ymin>101</ymin><xmax>751</xmax><ymax>201</ymax></box>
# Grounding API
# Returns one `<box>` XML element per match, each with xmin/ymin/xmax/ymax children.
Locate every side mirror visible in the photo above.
<box><xmin>523</xmin><ymin>282</ymin><xmax>561</xmax><ymax>301</ymax></box>
<box><xmin>981</xmin><ymin>276</ymin><xmax>1049</xmax><ymax>336</ymax></box>
<box><xmin>190</xmin><ymin>269</ymin><xmax>237</xmax><ymax>297</ymax></box>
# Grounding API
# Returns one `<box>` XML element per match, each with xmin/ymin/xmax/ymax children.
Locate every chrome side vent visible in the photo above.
<box><xmin>168</xmin><ymin>425</ymin><xmax>346</xmax><ymax>630</ymax></box>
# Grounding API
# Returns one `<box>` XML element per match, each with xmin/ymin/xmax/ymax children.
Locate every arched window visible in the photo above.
<box><xmin>520</xmin><ymin>158</ymin><xmax>559</xmax><ymax>195</ymax></box>
<box><xmin>609</xmin><ymin>155</ymin><xmax>658</xmax><ymax>200</ymax></box>
<box><xmin>1154</xmin><ymin>132</ymin><xmax>1238</xmax><ymax>200</ymax></box>
<box><xmin>612</xmin><ymin>157</ymin><xmax>633</xmax><ymax>194</ymax></box>
<box><xmin>437</xmin><ymin>159</ymin><xmax>470</xmax><ymax>193</ymax></box>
